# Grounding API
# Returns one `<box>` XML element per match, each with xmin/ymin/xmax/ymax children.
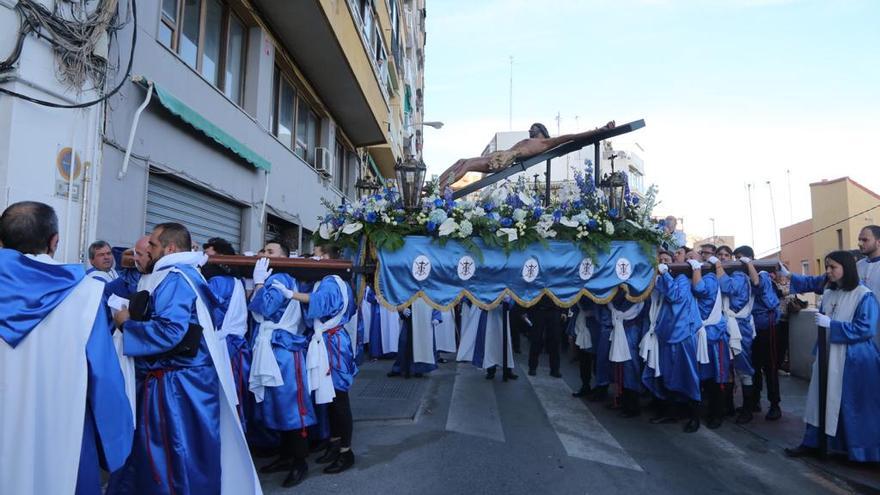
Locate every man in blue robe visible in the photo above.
<box><xmin>0</xmin><ymin>201</ymin><xmax>133</xmax><ymax>495</ymax></box>
<box><xmin>643</xmin><ymin>251</ymin><xmax>702</xmax><ymax>433</ymax></box>
<box><xmin>110</xmin><ymin>223</ymin><xmax>260</xmax><ymax>495</ymax></box>
<box><xmin>606</xmin><ymin>293</ymin><xmax>649</xmax><ymax>417</ymax></box>
<box><xmin>103</xmin><ymin>236</ymin><xmax>149</xmax><ymax>299</ymax></box>
<box><xmin>734</xmin><ymin>246</ymin><xmax>783</xmax><ymax>421</ymax></box>
<box><xmin>389</xmin><ymin>303</ymin><xmax>442</xmax><ymax>378</ymax></box>
<box><xmin>249</xmin><ymin>246</ymin><xmax>315</xmax><ymax>488</ymax></box>
<box><xmin>588</xmin><ymin>304</ymin><xmax>613</xmax><ymax>401</ymax></box>
<box><xmin>694</xmin><ymin>255</ymin><xmax>734</xmax><ymax>429</ymax></box>
<box><xmin>274</xmin><ymin>244</ymin><xmax>358</xmax><ymax>474</ymax></box>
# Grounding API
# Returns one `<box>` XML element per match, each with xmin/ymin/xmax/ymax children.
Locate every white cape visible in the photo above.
<box><xmin>0</xmin><ymin>275</ymin><xmax>104</xmax><ymax>495</ymax></box>
<box><xmin>434</xmin><ymin>309</ymin><xmax>458</xmax><ymax>353</ymax></box>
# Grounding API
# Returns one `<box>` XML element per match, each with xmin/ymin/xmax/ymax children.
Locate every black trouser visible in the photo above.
<box><xmin>280</xmin><ymin>430</ymin><xmax>309</xmax><ymax>461</ymax></box>
<box><xmin>776</xmin><ymin>319</ymin><xmax>790</xmax><ymax>369</ymax></box>
<box><xmin>528</xmin><ymin>307</ymin><xmax>562</xmax><ymax>373</ymax></box>
<box><xmin>328</xmin><ymin>391</ymin><xmax>353</xmax><ymax>448</ymax></box>
<box><xmin>752</xmin><ymin>326</ymin><xmax>781</xmax><ymax>404</ymax></box>
<box><xmin>578</xmin><ymin>349</ymin><xmax>593</xmax><ymax>390</ymax></box>
<box><xmin>509</xmin><ymin>305</ymin><xmax>526</xmax><ymax>353</ymax></box>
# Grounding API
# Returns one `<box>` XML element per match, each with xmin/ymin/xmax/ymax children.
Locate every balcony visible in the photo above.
<box><xmin>251</xmin><ymin>0</ymin><xmax>387</xmax><ymax>149</ymax></box>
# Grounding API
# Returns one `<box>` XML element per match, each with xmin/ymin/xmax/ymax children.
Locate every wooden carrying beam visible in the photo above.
<box><xmin>206</xmin><ymin>255</ymin><xmax>354</xmax><ymax>281</ymax></box>
<box><xmin>666</xmin><ymin>259</ymin><xmax>780</xmax><ymax>276</ymax></box>
<box><xmin>452</xmin><ymin>119</ymin><xmax>646</xmax><ymax>199</ymax></box>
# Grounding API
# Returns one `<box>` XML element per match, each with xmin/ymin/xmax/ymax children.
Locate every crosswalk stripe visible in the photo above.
<box><xmin>445</xmin><ymin>363</ymin><xmax>506</xmax><ymax>442</ymax></box>
<box><xmin>520</xmin><ymin>358</ymin><xmax>644</xmax><ymax>472</ymax></box>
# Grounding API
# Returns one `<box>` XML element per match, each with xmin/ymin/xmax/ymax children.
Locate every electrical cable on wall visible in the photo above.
<box><xmin>757</xmin><ymin>202</ymin><xmax>880</xmax><ymax>258</ymax></box>
<box><xmin>0</xmin><ymin>0</ymin><xmax>137</xmax><ymax>109</ymax></box>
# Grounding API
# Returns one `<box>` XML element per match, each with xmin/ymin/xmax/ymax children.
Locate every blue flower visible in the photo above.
<box><xmin>588</xmin><ymin>219</ymin><xmax>598</xmax><ymax>230</ymax></box>
<box><xmin>427</xmin><ymin>221</ymin><xmax>438</xmax><ymax>233</ymax></box>
<box><xmin>533</xmin><ymin>207</ymin><xmax>543</xmax><ymax>218</ymax></box>
<box><xmin>631</xmin><ymin>195</ymin><xmax>640</xmax><ymax>205</ymax></box>
<box><xmin>552</xmin><ymin>210</ymin><xmax>563</xmax><ymax>222</ymax></box>
<box><xmin>434</xmin><ymin>198</ymin><xmax>444</xmax><ymax>208</ymax></box>
<box><xmin>500</xmin><ymin>217</ymin><xmax>513</xmax><ymax>227</ymax></box>
<box><xmin>573</xmin><ymin>200</ymin><xmax>584</xmax><ymax>210</ymax></box>
<box><xmin>365</xmin><ymin>212</ymin><xmax>378</xmax><ymax>223</ymax></box>
<box><xmin>372</xmin><ymin>194</ymin><xmax>382</xmax><ymax>201</ymax></box>
<box><xmin>483</xmin><ymin>202</ymin><xmax>494</xmax><ymax>212</ymax></box>
<box><xmin>609</xmin><ymin>208</ymin><xmax>619</xmax><ymax>218</ymax></box>
<box><xmin>444</xmin><ymin>186</ymin><xmax>453</xmax><ymax>203</ymax></box>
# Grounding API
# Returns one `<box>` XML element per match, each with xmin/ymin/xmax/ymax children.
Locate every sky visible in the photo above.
<box><xmin>422</xmin><ymin>0</ymin><xmax>880</xmax><ymax>256</ymax></box>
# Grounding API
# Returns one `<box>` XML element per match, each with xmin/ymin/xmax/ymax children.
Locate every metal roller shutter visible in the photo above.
<box><xmin>146</xmin><ymin>174</ymin><xmax>242</xmax><ymax>251</ymax></box>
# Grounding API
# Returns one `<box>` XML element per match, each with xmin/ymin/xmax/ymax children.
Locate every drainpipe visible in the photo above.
<box><xmin>118</xmin><ymin>81</ymin><xmax>153</xmax><ymax>180</ymax></box>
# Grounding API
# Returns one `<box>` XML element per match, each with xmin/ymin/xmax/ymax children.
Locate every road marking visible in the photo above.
<box><xmin>445</xmin><ymin>363</ymin><xmax>505</xmax><ymax>442</ymax></box>
<box><xmin>522</xmin><ymin>360</ymin><xmax>644</xmax><ymax>472</ymax></box>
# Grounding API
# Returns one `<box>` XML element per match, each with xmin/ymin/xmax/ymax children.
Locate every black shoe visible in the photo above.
<box><xmin>387</xmin><ymin>371</ymin><xmax>401</xmax><ymax>378</ymax></box>
<box><xmin>260</xmin><ymin>456</ymin><xmax>294</xmax><ymax>474</ymax></box>
<box><xmin>485</xmin><ymin>368</ymin><xmax>497</xmax><ymax>380</ymax></box>
<box><xmin>784</xmin><ymin>445</ymin><xmax>818</xmax><ymax>458</ymax></box>
<box><xmin>765</xmin><ymin>404</ymin><xmax>782</xmax><ymax>421</ymax></box>
<box><xmin>735</xmin><ymin>409</ymin><xmax>753</xmax><ymax>424</ymax></box>
<box><xmin>683</xmin><ymin>417</ymin><xmax>700</xmax><ymax>433</ymax></box>
<box><xmin>706</xmin><ymin>417</ymin><xmax>723</xmax><ymax>430</ymax></box>
<box><xmin>572</xmin><ymin>386</ymin><xmax>591</xmax><ymax>398</ymax></box>
<box><xmin>309</xmin><ymin>439</ymin><xmax>329</xmax><ymax>454</ymax></box>
<box><xmin>619</xmin><ymin>408</ymin><xmax>641</xmax><ymax>419</ymax></box>
<box><xmin>316</xmin><ymin>441</ymin><xmax>340</xmax><ymax>464</ymax></box>
<box><xmin>549</xmin><ymin>371</ymin><xmax>562</xmax><ymax>378</ymax></box>
<box><xmin>251</xmin><ymin>446</ymin><xmax>281</xmax><ymax>458</ymax></box>
<box><xmin>752</xmin><ymin>401</ymin><xmax>762</xmax><ymax>413</ymax></box>
<box><xmin>586</xmin><ymin>387</ymin><xmax>608</xmax><ymax>402</ymax></box>
<box><xmin>528</xmin><ymin>369</ymin><xmax>537</xmax><ymax>376</ymax></box>
<box><xmin>503</xmin><ymin>370</ymin><xmax>518</xmax><ymax>380</ymax></box>
<box><xmin>649</xmin><ymin>414</ymin><xmax>678</xmax><ymax>424</ymax></box>
<box><xmin>281</xmin><ymin>461</ymin><xmax>308</xmax><ymax>488</ymax></box>
<box><xmin>323</xmin><ymin>449</ymin><xmax>355</xmax><ymax>474</ymax></box>
<box><xmin>437</xmin><ymin>358</ymin><xmax>449</xmax><ymax>364</ymax></box>
<box><xmin>414</xmin><ymin>373</ymin><xmax>424</xmax><ymax>378</ymax></box>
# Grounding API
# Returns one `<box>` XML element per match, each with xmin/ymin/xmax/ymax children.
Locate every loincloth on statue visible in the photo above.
<box><xmin>486</xmin><ymin>150</ymin><xmax>520</xmax><ymax>171</ymax></box>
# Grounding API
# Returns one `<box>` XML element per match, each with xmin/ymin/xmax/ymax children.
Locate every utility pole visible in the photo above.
<box><xmin>746</xmin><ymin>183</ymin><xmax>756</xmax><ymax>248</ymax></box>
<box><xmin>767</xmin><ymin>180</ymin><xmax>778</xmax><ymax>248</ymax></box>
<box><xmin>508</xmin><ymin>56</ymin><xmax>513</xmax><ymax>131</ymax></box>
<box><xmin>710</xmin><ymin>217</ymin><xmax>716</xmax><ymax>244</ymax></box>
<box><xmin>786</xmin><ymin>169</ymin><xmax>793</xmax><ymax>225</ymax></box>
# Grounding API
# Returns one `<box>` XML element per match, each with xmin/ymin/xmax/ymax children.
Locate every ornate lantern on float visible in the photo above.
<box><xmin>395</xmin><ymin>156</ymin><xmax>427</xmax><ymax>210</ymax></box>
<box><xmin>354</xmin><ymin>177</ymin><xmax>381</xmax><ymax>198</ymax></box>
<box><xmin>599</xmin><ymin>153</ymin><xmax>627</xmax><ymax>220</ymax></box>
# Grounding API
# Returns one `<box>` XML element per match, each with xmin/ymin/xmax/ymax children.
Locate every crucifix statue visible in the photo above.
<box><xmin>438</xmin><ymin>120</ymin><xmax>616</xmax><ymax>190</ymax></box>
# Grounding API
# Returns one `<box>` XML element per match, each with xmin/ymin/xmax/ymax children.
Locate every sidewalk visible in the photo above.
<box><xmin>738</xmin><ymin>374</ymin><xmax>880</xmax><ymax>493</ymax></box>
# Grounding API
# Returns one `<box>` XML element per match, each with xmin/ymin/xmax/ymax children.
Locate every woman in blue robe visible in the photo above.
<box><xmin>249</xmin><ymin>272</ymin><xmax>316</xmax><ymax>487</ymax></box>
<box><xmin>783</xmin><ymin>251</ymin><xmax>880</xmax><ymax>463</ymax></box>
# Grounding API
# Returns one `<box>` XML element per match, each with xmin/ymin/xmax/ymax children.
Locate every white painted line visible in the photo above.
<box><xmin>445</xmin><ymin>363</ymin><xmax>506</xmax><ymax>442</ymax></box>
<box><xmin>522</xmin><ymin>360</ymin><xmax>644</xmax><ymax>472</ymax></box>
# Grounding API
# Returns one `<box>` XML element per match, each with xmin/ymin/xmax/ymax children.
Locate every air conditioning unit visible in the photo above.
<box><xmin>315</xmin><ymin>147</ymin><xmax>332</xmax><ymax>177</ymax></box>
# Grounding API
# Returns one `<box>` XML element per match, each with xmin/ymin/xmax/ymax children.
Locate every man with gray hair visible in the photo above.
<box><xmin>87</xmin><ymin>240</ymin><xmax>118</xmax><ymax>282</ymax></box>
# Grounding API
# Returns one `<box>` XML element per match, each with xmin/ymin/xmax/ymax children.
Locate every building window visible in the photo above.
<box><xmin>334</xmin><ymin>140</ymin><xmax>347</xmax><ymax>193</ymax></box>
<box><xmin>801</xmin><ymin>260</ymin><xmax>809</xmax><ymax>275</ymax></box>
<box><xmin>272</xmin><ymin>66</ymin><xmax>321</xmax><ymax>166</ymax></box>
<box><xmin>158</xmin><ymin>0</ymin><xmax>247</xmax><ymax>105</ymax></box>
<box><xmin>836</xmin><ymin>228</ymin><xmax>843</xmax><ymax>250</ymax></box>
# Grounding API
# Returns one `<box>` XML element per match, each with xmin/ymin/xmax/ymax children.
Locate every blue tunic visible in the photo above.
<box><xmin>0</xmin><ymin>250</ymin><xmax>134</xmax><ymax>495</ymax></box>
<box><xmin>247</xmin><ymin>274</ymin><xmax>315</xmax><ymax>432</ymax></box>
<box><xmin>306</xmin><ymin>276</ymin><xmax>358</xmax><ymax>392</ymax></box>
<box><xmin>692</xmin><ymin>273</ymin><xmax>733</xmax><ymax>383</ymax></box>
<box><xmin>112</xmin><ymin>265</ymin><xmax>221</xmax><ymax>495</ymax></box>
<box><xmin>594</xmin><ymin>304</ymin><xmax>612</xmax><ymax>387</ymax></box>
<box><xmin>365</xmin><ymin>288</ymin><xmax>395</xmax><ymax>358</ymax></box>
<box><xmin>719</xmin><ymin>271</ymin><xmax>755</xmax><ymax>376</ymax></box>
<box><xmin>392</xmin><ymin>309</ymin><xmax>441</xmax><ymax>374</ymax></box>
<box><xmin>607</xmin><ymin>296</ymin><xmax>648</xmax><ymax>392</ymax></box>
<box><xmin>207</xmin><ymin>275</ymin><xmax>251</xmax><ymax>431</ymax></box>
<box><xmin>752</xmin><ymin>271</ymin><xmax>781</xmax><ymax>331</ymax></box>
<box><xmin>791</xmin><ymin>275</ymin><xmax>880</xmax><ymax>462</ymax></box>
<box><xmin>103</xmin><ymin>267</ymin><xmax>141</xmax><ymax>299</ymax></box>
<box><xmin>642</xmin><ymin>273</ymin><xmax>702</xmax><ymax>402</ymax></box>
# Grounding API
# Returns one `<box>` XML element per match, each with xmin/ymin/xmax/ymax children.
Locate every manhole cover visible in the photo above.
<box><xmin>357</xmin><ymin>380</ymin><xmax>422</xmax><ymax>400</ymax></box>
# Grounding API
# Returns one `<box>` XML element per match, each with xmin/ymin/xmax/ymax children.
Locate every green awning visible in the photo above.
<box><xmin>134</xmin><ymin>76</ymin><xmax>271</xmax><ymax>171</ymax></box>
<box><xmin>367</xmin><ymin>154</ymin><xmax>385</xmax><ymax>184</ymax></box>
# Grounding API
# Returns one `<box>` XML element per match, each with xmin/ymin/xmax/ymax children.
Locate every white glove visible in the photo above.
<box><xmin>270</xmin><ymin>281</ymin><xmax>294</xmax><ymax>299</ymax></box>
<box><xmin>253</xmin><ymin>258</ymin><xmax>272</xmax><ymax>285</ymax></box>
<box><xmin>815</xmin><ymin>312</ymin><xmax>831</xmax><ymax>328</ymax></box>
<box><xmin>778</xmin><ymin>262</ymin><xmax>791</xmax><ymax>277</ymax></box>
<box><xmin>431</xmin><ymin>319</ymin><xmax>441</xmax><ymax>326</ymax></box>
<box><xmin>739</xmin><ymin>256</ymin><xmax>752</xmax><ymax>264</ymax></box>
<box><xmin>402</xmin><ymin>308</ymin><xmax>412</xmax><ymax>318</ymax></box>
<box><xmin>657</xmin><ymin>263</ymin><xmax>669</xmax><ymax>275</ymax></box>
<box><xmin>687</xmin><ymin>259</ymin><xmax>702</xmax><ymax>271</ymax></box>
<box><xmin>708</xmin><ymin>256</ymin><xmax>719</xmax><ymax>265</ymax></box>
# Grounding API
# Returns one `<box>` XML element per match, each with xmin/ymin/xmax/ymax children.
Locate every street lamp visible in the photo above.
<box><xmin>395</xmin><ymin>156</ymin><xmax>427</xmax><ymax>210</ymax></box>
<box><xmin>599</xmin><ymin>153</ymin><xmax>627</xmax><ymax>220</ymax></box>
<box><xmin>411</xmin><ymin>121</ymin><xmax>444</xmax><ymax>129</ymax></box>
<box><xmin>355</xmin><ymin>177</ymin><xmax>381</xmax><ymax>198</ymax></box>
